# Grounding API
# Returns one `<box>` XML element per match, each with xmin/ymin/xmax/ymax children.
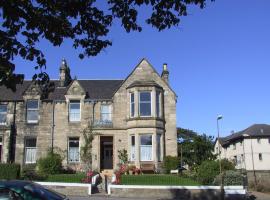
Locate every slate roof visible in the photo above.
<box><xmin>219</xmin><ymin>124</ymin><xmax>270</xmax><ymax>146</ymax></box>
<box><xmin>0</xmin><ymin>80</ymin><xmax>124</xmax><ymax>101</ymax></box>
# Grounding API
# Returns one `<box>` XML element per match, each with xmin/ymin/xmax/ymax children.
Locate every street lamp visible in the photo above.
<box><xmin>217</xmin><ymin>115</ymin><xmax>223</xmax><ymax>175</ymax></box>
<box><xmin>217</xmin><ymin>115</ymin><xmax>224</xmax><ymax>200</ymax></box>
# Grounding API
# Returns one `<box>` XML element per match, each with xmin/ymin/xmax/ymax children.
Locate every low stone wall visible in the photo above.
<box><xmin>247</xmin><ymin>171</ymin><xmax>270</xmax><ymax>191</ymax></box>
<box><xmin>36</xmin><ymin>182</ymin><xmax>91</xmax><ymax>197</ymax></box>
<box><xmin>108</xmin><ymin>185</ymin><xmax>246</xmax><ymax>200</ymax></box>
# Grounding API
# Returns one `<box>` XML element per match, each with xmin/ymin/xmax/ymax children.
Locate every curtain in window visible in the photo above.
<box><xmin>69</xmin><ymin>101</ymin><xmax>80</xmax><ymax>121</ymax></box>
<box><xmin>69</xmin><ymin>147</ymin><xmax>79</xmax><ymax>162</ymax></box>
<box><xmin>25</xmin><ymin>147</ymin><xmax>37</xmax><ymax>163</ymax></box>
<box><xmin>140</xmin><ymin>135</ymin><xmax>152</xmax><ymax>161</ymax></box>
<box><xmin>101</xmin><ymin>105</ymin><xmax>112</xmax><ymax>122</ymax></box>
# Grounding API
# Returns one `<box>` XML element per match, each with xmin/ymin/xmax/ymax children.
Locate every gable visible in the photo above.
<box><xmin>66</xmin><ymin>80</ymin><xmax>86</xmax><ymax>96</ymax></box>
<box><xmin>22</xmin><ymin>82</ymin><xmax>42</xmax><ymax>98</ymax></box>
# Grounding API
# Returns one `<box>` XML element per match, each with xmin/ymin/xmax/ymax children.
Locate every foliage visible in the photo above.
<box><xmin>118</xmin><ymin>149</ymin><xmax>128</xmax><ymax>165</ymax></box>
<box><xmin>0</xmin><ymin>163</ymin><xmax>20</xmax><ymax>180</ymax></box>
<box><xmin>177</xmin><ymin>127</ymin><xmax>216</xmax><ymax>169</ymax></box>
<box><xmin>213</xmin><ymin>170</ymin><xmax>243</xmax><ymax>186</ymax></box>
<box><xmin>0</xmin><ymin>0</ymin><xmax>212</xmax><ymax>90</ymax></box>
<box><xmin>21</xmin><ymin>164</ymin><xmax>47</xmax><ymax>181</ymax></box>
<box><xmin>80</xmin><ymin>124</ymin><xmax>96</xmax><ymax>171</ymax></box>
<box><xmin>37</xmin><ymin>151</ymin><xmax>63</xmax><ymax>175</ymax></box>
<box><xmin>196</xmin><ymin>159</ymin><xmax>235</xmax><ymax>185</ymax></box>
<box><xmin>121</xmin><ymin>174</ymin><xmax>199</xmax><ymax>186</ymax></box>
<box><xmin>45</xmin><ymin>173</ymin><xmax>85</xmax><ymax>183</ymax></box>
<box><xmin>163</xmin><ymin>156</ymin><xmax>180</xmax><ymax>174</ymax></box>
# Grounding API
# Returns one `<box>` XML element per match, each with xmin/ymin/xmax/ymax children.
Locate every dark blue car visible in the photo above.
<box><xmin>0</xmin><ymin>180</ymin><xmax>68</xmax><ymax>200</ymax></box>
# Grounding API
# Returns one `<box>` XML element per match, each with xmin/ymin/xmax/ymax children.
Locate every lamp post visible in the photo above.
<box><xmin>217</xmin><ymin>115</ymin><xmax>224</xmax><ymax>200</ymax></box>
<box><xmin>217</xmin><ymin>115</ymin><xmax>223</xmax><ymax>174</ymax></box>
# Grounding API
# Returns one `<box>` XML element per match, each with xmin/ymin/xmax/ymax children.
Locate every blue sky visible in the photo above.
<box><xmin>13</xmin><ymin>0</ymin><xmax>270</xmax><ymax>137</ymax></box>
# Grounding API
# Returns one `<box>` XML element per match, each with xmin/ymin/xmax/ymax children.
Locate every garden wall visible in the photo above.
<box><xmin>108</xmin><ymin>185</ymin><xmax>246</xmax><ymax>200</ymax></box>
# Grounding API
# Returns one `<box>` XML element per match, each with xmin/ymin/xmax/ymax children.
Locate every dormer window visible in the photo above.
<box><xmin>26</xmin><ymin>100</ymin><xmax>39</xmax><ymax>124</ymax></box>
<box><xmin>139</xmin><ymin>91</ymin><xmax>151</xmax><ymax>117</ymax></box>
<box><xmin>0</xmin><ymin>104</ymin><xmax>7</xmax><ymax>125</ymax></box>
<box><xmin>69</xmin><ymin>100</ymin><xmax>81</xmax><ymax>122</ymax></box>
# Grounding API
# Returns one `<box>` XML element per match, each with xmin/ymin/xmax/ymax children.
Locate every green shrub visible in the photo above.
<box><xmin>37</xmin><ymin>152</ymin><xmax>63</xmax><ymax>175</ymax></box>
<box><xmin>21</xmin><ymin>164</ymin><xmax>47</xmax><ymax>181</ymax></box>
<box><xmin>0</xmin><ymin>163</ymin><xmax>20</xmax><ymax>180</ymax></box>
<box><xmin>213</xmin><ymin>170</ymin><xmax>243</xmax><ymax>186</ymax></box>
<box><xmin>163</xmin><ymin>156</ymin><xmax>180</xmax><ymax>174</ymax></box>
<box><xmin>196</xmin><ymin>159</ymin><xmax>235</xmax><ymax>185</ymax></box>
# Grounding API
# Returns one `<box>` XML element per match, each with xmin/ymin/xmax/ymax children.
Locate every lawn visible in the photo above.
<box><xmin>121</xmin><ymin>174</ymin><xmax>199</xmax><ymax>186</ymax></box>
<box><xmin>43</xmin><ymin>173</ymin><xmax>85</xmax><ymax>183</ymax></box>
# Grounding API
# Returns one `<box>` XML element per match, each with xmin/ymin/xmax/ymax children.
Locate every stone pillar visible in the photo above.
<box><xmin>135</xmin><ymin>133</ymin><xmax>140</xmax><ymax>167</ymax></box>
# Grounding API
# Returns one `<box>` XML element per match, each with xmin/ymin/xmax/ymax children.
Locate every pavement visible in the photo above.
<box><xmin>68</xmin><ymin>191</ymin><xmax>270</xmax><ymax>200</ymax></box>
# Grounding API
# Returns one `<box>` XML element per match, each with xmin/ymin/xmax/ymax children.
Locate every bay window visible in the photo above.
<box><xmin>156</xmin><ymin>91</ymin><xmax>161</xmax><ymax>118</ymax></box>
<box><xmin>0</xmin><ymin>105</ymin><xmax>7</xmax><ymax>125</ymax></box>
<box><xmin>68</xmin><ymin>137</ymin><xmax>80</xmax><ymax>162</ymax></box>
<box><xmin>130</xmin><ymin>135</ymin><xmax>135</xmax><ymax>161</ymax></box>
<box><xmin>140</xmin><ymin>134</ymin><xmax>152</xmax><ymax>161</ymax></box>
<box><xmin>101</xmin><ymin>104</ymin><xmax>112</xmax><ymax>122</ymax></box>
<box><xmin>69</xmin><ymin>101</ymin><xmax>80</xmax><ymax>122</ymax></box>
<box><xmin>130</xmin><ymin>93</ymin><xmax>135</xmax><ymax>117</ymax></box>
<box><xmin>26</xmin><ymin>100</ymin><xmax>39</xmax><ymax>123</ymax></box>
<box><xmin>139</xmin><ymin>92</ymin><xmax>151</xmax><ymax>117</ymax></box>
<box><xmin>25</xmin><ymin>138</ymin><xmax>37</xmax><ymax>164</ymax></box>
<box><xmin>157</xmin><ymin>134</ymin><xmax>162</xmax><ymax>161</ymax></box>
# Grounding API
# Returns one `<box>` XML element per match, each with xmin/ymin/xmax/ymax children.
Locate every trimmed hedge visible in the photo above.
<box><xmin>213</xmin><ymin>170</ymin><xmax>243</xmax><ymax>186</ymax></box>
<box><xmin>0</xmin><ymin>163</ymin><xmax>20</xmax><ymax>180</ymax></box>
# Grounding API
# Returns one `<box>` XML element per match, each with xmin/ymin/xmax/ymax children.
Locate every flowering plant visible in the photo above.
<box><xmin>81</xmin><ymin>170</ymin><xmax>94</xmax><ymax>183</ymax></box>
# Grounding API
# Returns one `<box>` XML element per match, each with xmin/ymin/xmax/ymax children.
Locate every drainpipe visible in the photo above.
<box><xmin>92</xmin><ymin>100</ymin><xmax>96</xmax><ymax>125</ymax></box>
<box><xmin>51</xmin><ymin>101</ymin><xmax>55</xmax><ymax>153</ymax></box>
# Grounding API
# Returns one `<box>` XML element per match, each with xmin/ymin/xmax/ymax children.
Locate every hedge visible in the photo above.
<box><xmin>0</xmin><ymin>163</ymin><xmax>21</xmax><ymax>180</ymax></box>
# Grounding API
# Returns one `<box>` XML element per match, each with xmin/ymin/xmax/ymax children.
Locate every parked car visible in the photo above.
<box><xmin>0</xmin><ymin>180</ymin><xmax>68</xmax><ymax>200</ymax></box>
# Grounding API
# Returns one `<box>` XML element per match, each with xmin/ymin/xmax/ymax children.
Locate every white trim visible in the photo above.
<box><xmin>108</xmin><ymin>184</ymin><xmax>246</xmax><ymax>195</ymax></box>
<box><xmin>35</xmin><ymin>182</ymin><xmax>92</xmax><ymax>195</ymax></box>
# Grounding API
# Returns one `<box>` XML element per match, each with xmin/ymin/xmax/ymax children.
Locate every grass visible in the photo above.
<box><xmin>121</xmin><ymin>174</ymin><xmax>199</xmax><ymax>186</ymax></box>
<box><xmin>43</xmin><ymin>173</ymin><xmax>85</xmax><ymax>183</ymax></box>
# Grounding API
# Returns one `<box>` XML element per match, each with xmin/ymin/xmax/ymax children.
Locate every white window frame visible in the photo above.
<box><xmin>139</xmin><ymin>91</ymin><xmax>152</xmax><ymax>117</ymax></box>
<box><xmin>24</xmin><ymin>138</ymin><xmax>37</xmax><ymax>164</ymax></box>
<box><xmin>140</xmin><ymin>134</ymin><xmax>153</xmax><ymax>161</ymax></box>
<box><xmin>26</xmin><ymin>100</ymin><xmax>39</xmax><ymax>124</ymax></box>
<box><xmin>130</xmin><ymin>93</ymin><xmax>135</xmax><ymax>117</ymax></box>
<box><xmin>68</xmin><ymin>137</ymin><xmax>80</xmax><ymax>163</ymax></box>
<box><xmin>100</xmin><ymin>104</ymin><xmax>112</xmax><ymax>122</ymax></box>
<box><xmin>157</xmin><ymin>134</ymin><xmax>163</xmax><ymax>162</ymax></box>
<box><xmin>69</xmin><ymin>100</ymin><xmax>81</xmax><ymax>122</ymax></box>
<box><xmin>0</xmin><ymin>104</ymin><xmax>7</xmax><ymax>125</ymax></box>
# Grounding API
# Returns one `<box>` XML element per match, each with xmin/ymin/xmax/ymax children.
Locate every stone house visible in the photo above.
<box><xmin>214</xmin><ymin>124</ymin><xmax>270</xmax><ymax>187</ymax></box>
<box><xmin>0</xmin><ymin>58</ymin><xmax>177</xmax><ymax>171</ymax></box>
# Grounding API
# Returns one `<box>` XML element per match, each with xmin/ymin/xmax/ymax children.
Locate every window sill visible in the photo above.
<box><xmin>26</xmin><ymin>122</ymin><xmax>39</xmax><ymax>125</ymax></box>
<box><xmin>127</xmin><ymin>117</ymin><xmax>164</xmax><ymax>122</ymax></box>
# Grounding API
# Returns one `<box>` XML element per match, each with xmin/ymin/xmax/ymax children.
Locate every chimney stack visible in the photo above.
<box><xmin>59</xmin><ymin>59</ymin><xmax>71</xmax><ymax>87</ymax></box>
<box><xmin>161</xmin><ymin>63</ymin><xmax>169</xmax><ymax>83</ymax></box>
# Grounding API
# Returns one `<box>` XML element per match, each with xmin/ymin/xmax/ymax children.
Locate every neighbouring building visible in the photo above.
<box><xmin>214</xmin><ymin>124</ymin><xmax>270</xmax><ymax>186</ymax></box>
<box><xmin>0</xmin><ymin>58</ymin><xmax>178</xmax><ymax>171</ymax></box>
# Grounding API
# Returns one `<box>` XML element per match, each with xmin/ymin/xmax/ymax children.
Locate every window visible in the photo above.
<box><xmin>130</xmin><ymin>135</ymin><xmax>135</xmax><ymax>161</ymax></box>
<box><xmin>233</xmin><ymin>143</ymin><xmax>236</xmax><ymax>150</ymax></box>
<box><xmin>156</xmin><ymin>91</ymin><xmax>161</xmax><ymax>118</ymax></box>
<box><xmin>157</xmin><ymin>134</ymin><xmax>162</xmax><ymax>161</ymax></box>
<box><xmin>140</xmin><ymin>134</ymin><xmax>152</xmax><ymax>161</ymax></box>
<box><xmin>241</xmin><ymin>154</ymin><xmax>244</xmax><ymax>163</ymax></box>
<box><xmin>0</xmin><ymin>136</ymin><xmax>2</xmax><ymax>162</ymax></box>
<box><xmin>0</xmin><ymin>105</ymin><xmax>7</xmax><ymax>125</ymax></box>
<box><xmin>139</xmin><ymin>92</ymin><xmax>151</xmax><ymax>117</ymax></box>
<box><xmin>130</xmin><ymin>93</ymin><xmax>135</xmax><ymax>117</ymax></box>
<box><xmin>257</xmin><ymin>138</ymin><xmax>261</xmax><ymax>144</ymax></box>
<box><xmin>68</xmin><ymin>137</ymin><xmax>80</xmax><ymax>162</ymax></box>
<box><xmin>69</xmin><ymin>101</ymin><xmax>80</xmax><ymax>122</ymax></box>
<box><xmin>26</xmin><ymin>100</ymin><xmax>39</xmax><ymax>123</ymax></box>
<box><xmin>259</xmin><ymin>153</ymin><xmax>262</xmax><ymax>161</ymax></box>
<box><xmin>233</xmin><ymin>156</ymin><xmax>237</xmax><ymax>165</ymax></box>
<box><xmin>268</xmin><ymin>138</ymin><xmax>270</xmax><ymax>144</ymax></box>
<box><xmin>101</xmin><ymin>104</ymin><xmax>112</xmax><ymax>122</ymax></box>
<box><xmin>25</xmin><ymin>138</ymin><xmax>37</xmax><ymax>164</ymax></box>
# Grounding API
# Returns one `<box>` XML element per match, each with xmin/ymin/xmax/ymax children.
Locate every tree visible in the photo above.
<box><xmin>177</xmin><ymin>127</ymin><xmax>216</xmax><ymax>169</ymax></box>
<box><xmin>0</xmin><ymin>0</ymin><xmax>212</xmax><ymax>91</ymax></box>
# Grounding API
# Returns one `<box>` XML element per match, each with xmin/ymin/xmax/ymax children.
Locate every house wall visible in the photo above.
<box><xmin>0</xmin><ymin>59</ymin><xmax>178</xmax><ymax>171</ymax></box>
